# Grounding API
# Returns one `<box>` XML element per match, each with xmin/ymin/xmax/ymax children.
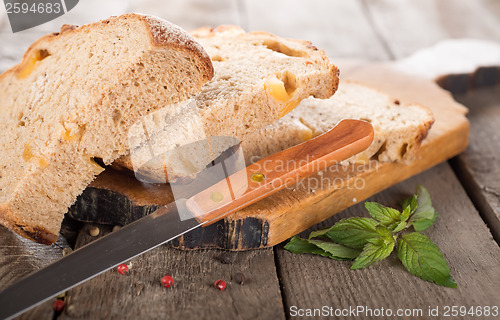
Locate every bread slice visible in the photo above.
<box><xmin>0</xmin><ymin>14</ymin><xmax>214</xmax><ymax>244</ymax></box>
<box><xmin>114</xmin><ymin>26</ymin><xmax>339</xmax><ymax>182</ymax></box>
<box><xmin>241</xmin><ymin>81</ymin><xmax>435</xmax><ymax>165</ymax></box>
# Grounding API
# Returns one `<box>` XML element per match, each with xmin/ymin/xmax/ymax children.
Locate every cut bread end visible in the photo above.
<box><xmin>242</xmin><ymin>81</ymin><xmax>435</xmax><ymax>165</ymax></box>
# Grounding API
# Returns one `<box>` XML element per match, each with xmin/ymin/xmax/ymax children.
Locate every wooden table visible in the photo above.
<box><xmin>1</xmin><ymin>1</ymin><xmax>499</xmax><ymax>319</ymax></box>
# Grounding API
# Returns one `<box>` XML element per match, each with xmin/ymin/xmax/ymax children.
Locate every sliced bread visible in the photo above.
<box><xmin>114</xmin><ymin>26</ymin><xmax>339</xmax><ymax>181</ymax></box>
<box><xmin>0</xmin><ymin>14</ymin><xmax>214</xmax><ymax>244</ymax></box>
<box><xmin>241</xmin><ymin>81</ymin><xmax>435</xmax><ymax>165</ymax></box>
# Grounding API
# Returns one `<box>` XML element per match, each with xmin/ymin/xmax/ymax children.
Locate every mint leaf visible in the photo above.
<box><xmin>412</xmin><ymin>214</ymin><xmax>438</xmax><ymax>231</ymax></box>
<box><xmin>397</xmin><ymin>232</ymin><xmax>457</xmax><ymax>288</ymax></box>
<box><xmin>368</xmin><ymin>225</ymin><xmax>395</xmax><ymax>246</ymax></box>
<box><xmin>308</xmin><ymin>228</ymin><xmax>330</xmax><ymax>239</ymax></box>
<box><xmin>365</xmin><ymin>202</ymin><xmax>401</xmax><ymax>226</ymax></box>
<box><xmin>401</xmin><ymin>194</ymin><xmax>418</xmax><ymax>215</ymax></box>
<box><xmin>351</xmin><ymin>235</ymin><xmax>395</xmax><ymax>270</ymax></box>
<box><xmin>401</xmin><ymin>203</ymin><xmax>412</xmax><ymax>221</ymax></box>
<box><xmin>409</xmin><ymin>185</ymin><xmax>438</xmax><ymax>231</ymax></box>
<box><xmin>284</xmin><ymin>237</ymin><xmax>361</xmax><ymax>261</ymax></box>
<box><xmin>324</xmin><ymin>217</ymin><xmax>380</xmax><ymax>249</ymax></box>
<box><xmin>392</xmin><ymin>221</ymin><xmax>407</xmax><ymax>233</ymax></box>
<box><xmin>284</xmin><ymin>236</ymin><xmax>331</xmax><ymax>257</ymax></box>
<box><xmin>415</xmin><ymin>185</ymin><xmax>432</xmax><ymax>211</ymax></box>
<box><xmin>308</xmin><ymin>239</ymin><xmax>361</xmax><ymax>260</ymax></box>
<box><xmin>375</xmin><ymin>225</ymin><xmax>393</xmax><ymax>238</ymax></box>
<box><xmin>389</xmin><ymin>204</ymin><xmax>412</xmax><ymax>233</ymax></box>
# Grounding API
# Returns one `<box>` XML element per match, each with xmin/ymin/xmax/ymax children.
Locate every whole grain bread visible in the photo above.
<box><xmin>0</xmin><ymin>14</ymin><xmax>214</xmax><ymax>244</ymax></box>
<box><xmin>241</xmin><ymin>81</ymin><xmax>434</xmax><ymax>165</ymax></box>
<box><xmin>114</xmin><ymin>26</ymin><xmax>339</xmax><ymax>181</ymax></box>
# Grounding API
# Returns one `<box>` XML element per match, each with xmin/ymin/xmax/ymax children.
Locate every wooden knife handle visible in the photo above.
<box><xmin>186</xmin><ymin>119</ymin><xmax>374</xmax><ymax>224</ymax></box>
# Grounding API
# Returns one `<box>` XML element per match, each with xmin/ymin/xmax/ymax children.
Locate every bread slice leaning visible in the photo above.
<box><xmin>0</xmin><ymin>14</ymin><xmax>214</xmax><ymax>244</ymax></box>
<box><xmin>114</xmin><ymin>26</ymin><xmax>339</xmax><ymax>182</ymax></box>
<box><xmin>241</xmin><ymin>81</ymin><xmax>435</xmax><ymax>165</ymax></box>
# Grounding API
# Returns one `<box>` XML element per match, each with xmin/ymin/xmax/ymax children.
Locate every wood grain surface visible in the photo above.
<box><xmin>58</xmin><ymin>224</ymin><xmax>285</xmax><ymax>320</ymax></box>
<box><xmin>0</xmin><ymin>227</ymin><xmax>68</xmax><ymax>320</ymax></box>
<box><xmin>452</xmin><ymin>88</ymin><xmax>500</xmax><ymax>242</ymax></box>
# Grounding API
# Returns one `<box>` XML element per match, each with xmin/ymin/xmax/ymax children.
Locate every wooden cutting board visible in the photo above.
<box><xmin>67</xmin><ymin>61</ymin><xmax>470</xmax><ymax>250</ymax></box>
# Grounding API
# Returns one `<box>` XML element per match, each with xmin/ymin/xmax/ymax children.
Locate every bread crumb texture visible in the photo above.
<box><xmin>0</xmin><ymin>14</ymin><xmax>213</xmax><ymax>243</ymax></box>
<box><xmin>242</xmin><ymin>82</ymin><xmax>435</xmax><ymax>165</ymax></box>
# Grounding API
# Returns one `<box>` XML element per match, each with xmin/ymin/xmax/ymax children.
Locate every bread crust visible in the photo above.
<box><xmin>0</xmin><ymin>205</ymin><xmax>57</xmax><ymax>244</ymax></box>
<box><xmin>0</xmin><ymin>14</ymin><xmax>214</xmax><ymax>244</ymax></box>
<box><xmin>206</xmin><ymin>25</ymin><xmax>340</xmax><ymax>98</ymax></box>
<box><xmin>0</xmin><ymin>14</ymin><xmax>214</xmax><ymax>88</ymax></box>
<box><xmin>190</xmin><ymin>25</ymin><xmax>337</xmax><ymax>93</ymax></box>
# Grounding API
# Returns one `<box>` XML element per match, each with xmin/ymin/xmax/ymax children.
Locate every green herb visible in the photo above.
<box><xmin>407</xmin><ymin>185</ymin><xmax>439</xmax><ymax>231</ymax></box>
<box><xmin>284</xmin><ymin>185</ymin><xmax>457</xmax><ymax>288</ymax></box>
<box><xmin>397</xmin><ymin>232</ymin><xmax>456</xmax><ymax>288</ymax></box>
<box><xmin>284</xmin><ymin>237</ymin><xmax>361</xmax><ymax>260</ymax></box>
<box><xmin>310</xmin><ymin>217</ymin><xmax>379</xmax><ymax>249</ymax></box>
<box><xmin>364</xmin><ymin>202</ymin><xmax>401</xmax><ymax>226</ymax></box>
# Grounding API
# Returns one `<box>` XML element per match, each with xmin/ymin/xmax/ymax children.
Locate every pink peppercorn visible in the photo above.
<box><xmin>214</xmin><ymin>279</ymin><xmax>226</xmax><ymax>291</ymax></box>
<box><xmin>116</xmin><ymin>263</ymin><xmax>129</xmax><ymax>275</ymax></box>
<box><xmin>161</xmin><ymin>275</ymin><xmax>174</xmax><ymax>288</ymax></box>
<box><xmin>52</xmin><ymin>299</ymin><xmax>65</xmax><ymax>312</ymax></box>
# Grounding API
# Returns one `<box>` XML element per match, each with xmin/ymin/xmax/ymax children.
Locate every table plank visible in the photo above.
<box><xmin>275</xmin><ymin>163</ymin><xmax>500</xmax><ymax>319</ymax></box>
<box><xmin>0</xmin><ymin>226</ymin><xmax>68</xmax><ymax>320</ymax></box>
<box><xmin>58</xmin><ymin>224</ymin><xmax>285</xmax><ymax>320</ymax></box>
<box><xmin>363</xmin><ymin>0</ymin><xmax>500</xmax><ymax>59</ymax></box>
<box><xmin>243</xmin><ymin>0</ymin><xmax>390</xmax><ymax>60</ymax></box>
<box><xmin>451</xmin><ymin>88</ymin><xmax>500</xmax><ymax>243</ymax></box>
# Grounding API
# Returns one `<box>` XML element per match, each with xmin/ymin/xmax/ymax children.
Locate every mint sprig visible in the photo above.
<box><xmin>284</xmin><ymin>185</ymin><xmax>457</xmax><ymax>288</ymax></box>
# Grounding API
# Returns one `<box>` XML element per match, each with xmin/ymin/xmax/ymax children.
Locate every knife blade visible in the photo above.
<box><xmin>0</xmin><ymin>119</ymin><xmax>373</xmax><ymax>320</ymax></box>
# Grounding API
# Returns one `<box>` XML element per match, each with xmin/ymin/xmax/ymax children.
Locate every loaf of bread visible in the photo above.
<box><xmin>241</xmin><ymin>81</ymin><xmax>434</xmax><ymax>164</ymax></box>
<box><xmin>114</xmin><ymin>26</ymin><xmax>339</xmax><ymax>182</ymax></box>
<box><xmin>0</xmin><ymin>14</ymin><xmax>214</xmax><ymax>244</ymax></box>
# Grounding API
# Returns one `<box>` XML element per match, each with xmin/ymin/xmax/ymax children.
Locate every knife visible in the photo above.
<box><xmin>0</xmin><ymin>119</ymin><xmax>373</xmax><ymax>320</ymax></box>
